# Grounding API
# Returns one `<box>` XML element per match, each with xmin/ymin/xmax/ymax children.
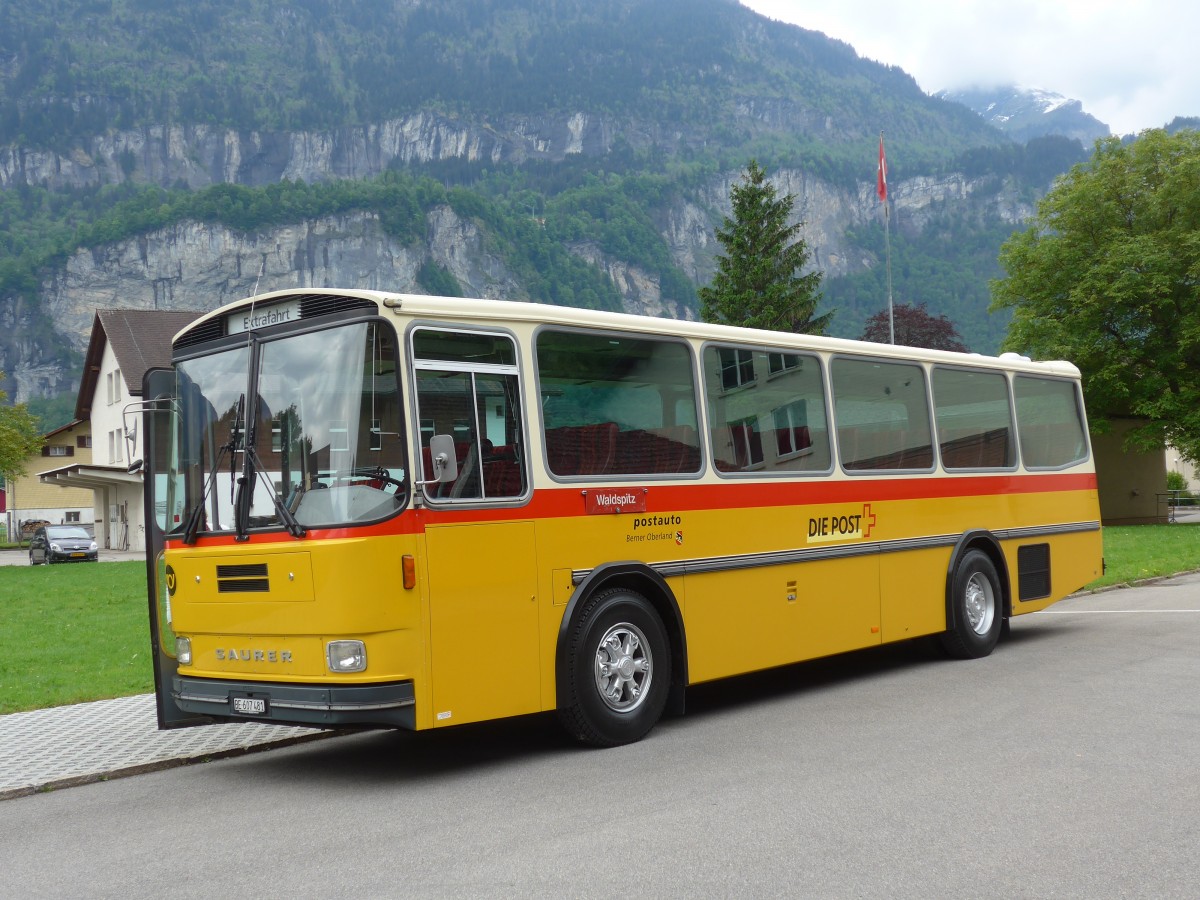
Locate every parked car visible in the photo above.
<box><xmin>29</xmin><ymin>525</ymin><xmax>99</xmax><ymax>565</ymax></box>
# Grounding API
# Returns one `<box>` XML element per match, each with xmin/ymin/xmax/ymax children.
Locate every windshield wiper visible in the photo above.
<box><xmin>182</xmin><ymin>395</ymin><xmax>243</xmax><ymax>545</ymax></box>
<box><xmin>233</xmin><ymin>392</ymin><xmax>306</xmax><ymax>541</ymax></box>
<box><xmin>243</xmin><ymin>440</ymin><xmax>307</xmax><ymax>539</ymax></box>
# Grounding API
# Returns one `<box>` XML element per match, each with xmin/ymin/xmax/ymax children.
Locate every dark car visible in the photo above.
<box><xmin>29</xmin><ymin>524</ymin><xmax>99</xmax><ymax>565</ymax></box>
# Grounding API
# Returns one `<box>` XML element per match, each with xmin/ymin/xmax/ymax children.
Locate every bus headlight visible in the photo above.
<box><xmin>176</xmin><ymin>636</ymin><xmax>192</xmax><ymax>665</ymax></box>
<box><xmin>327</xmin><ymin>640</ymin><xmax>367</xmax><ymax>673</ymax></box>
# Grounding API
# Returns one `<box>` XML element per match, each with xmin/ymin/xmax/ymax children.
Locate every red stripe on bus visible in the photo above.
<box><xmin>166</xmin><ymin>472</ymin><xmax>1096</xmax><ymax>549</ymax></box>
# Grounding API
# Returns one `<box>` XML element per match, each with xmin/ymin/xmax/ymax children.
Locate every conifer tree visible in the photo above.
<box><xmin>699</xmin><ymin>160</ymin><xmax>830</xmax><ymax>334</ymax></box>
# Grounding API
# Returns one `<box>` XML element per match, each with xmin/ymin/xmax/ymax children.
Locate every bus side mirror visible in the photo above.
<box><xmin>418</xmin><ymin>434</ymin><xmax>459</xmax><ymax>487</ymax></box>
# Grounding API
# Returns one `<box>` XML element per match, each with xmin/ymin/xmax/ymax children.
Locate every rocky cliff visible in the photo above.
<box><xmin>5</xmin><ymin>204</ymin><xmax>517</xmax><ymax>401</ymax></box>
<box><xmin>1</xmin><ymin>111</ymin><xmax>677</xmax><ymax>194</ymax></box>
<box><xmin>2</xmin><ymin>160</ymin><xmax>1033</xmax><ymax>403</ymax></box>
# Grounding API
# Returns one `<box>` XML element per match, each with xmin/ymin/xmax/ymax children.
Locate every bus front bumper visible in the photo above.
<box><xmin>173</xmin><ymin>676</ymin><xmax>416</xmax><ymax>729</ymax></box>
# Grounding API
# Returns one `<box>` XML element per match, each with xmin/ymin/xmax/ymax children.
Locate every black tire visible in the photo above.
<box><xmin>940</xmin><ymin>549</ymin><xmax>1003</xmax><ymax>659</ymax></box>
<box><xmin>558</xmin><ymin>587</ymin><xmax>671</xmax><ymax>747</ymax></box>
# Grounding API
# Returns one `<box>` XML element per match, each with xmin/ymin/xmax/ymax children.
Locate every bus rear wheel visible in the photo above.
<box><xmin>558</xmin><ymin>587</ymin><xmax>671</xmax><ymax>747</ymax></box>
<box><xmin>940</xmin><ymin>549</ymin><xmax>1003</xmax><ymax>659</ymax></box>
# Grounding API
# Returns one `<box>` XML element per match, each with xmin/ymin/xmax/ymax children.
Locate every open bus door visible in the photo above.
<box><xmin>136</xmin><ymin>367</ymin><xmax>211</xmax><ymax>729</ymax></box>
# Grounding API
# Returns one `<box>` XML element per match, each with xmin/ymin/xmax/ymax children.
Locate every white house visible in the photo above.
<box><xmin>39</xmin><ymin>309</ymin><xmax>199</xmax><ymax>552</ymax></box>
<box><xmin>1167</xmin><ymin>445</ymin><xmax>1198</xmax><ymax>491</ymax></box>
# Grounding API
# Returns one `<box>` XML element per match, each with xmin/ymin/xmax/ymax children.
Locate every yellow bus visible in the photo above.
<box><xmin>134</xmin><ymin>288</ymin><xmax>1102</xmax><ymax>746</ymax></box>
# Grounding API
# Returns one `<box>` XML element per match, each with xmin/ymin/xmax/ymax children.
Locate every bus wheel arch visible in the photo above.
<box><xmin>555</xmin><ymin>563</ymin><xmax>687</xmax><ymax>745</ymax></box>
<box><xmin>942</xmin><ymin>532</ymin><xmax>1010</xmax><ymax>659</ymax></box>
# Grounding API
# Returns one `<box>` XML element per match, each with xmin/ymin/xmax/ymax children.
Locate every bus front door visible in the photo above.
<box><xmin>424</xmin><ymin>521</ymin><xmax>540</xmax><ymax>727</ymax></box>
<box><xmin>140</xmin><ymin>368</ymin><xmax>211</xmax><ymax>729</ymax></box>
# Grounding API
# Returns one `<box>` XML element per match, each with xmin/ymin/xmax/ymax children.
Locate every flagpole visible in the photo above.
<box><xmin>885</xmin><ymin>198</ymin><xmax>894</xmax><ymax>345</ymax></box>
<box><xmin>878</xmin><ymin>131</ymin><xmax>894</xmax><ymax>344</ymax></box>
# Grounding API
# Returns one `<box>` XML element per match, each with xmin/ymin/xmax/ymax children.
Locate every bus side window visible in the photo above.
<box><xmin>932</xmin><ymin>367</ymin><xmax>1016</xmax><ymax>470</ymax></box>
<box><xmin>831</xmin><ymin>357</ymin><xmax>933</xmax><ymax>472</ymax></box>
<box><xmin>412</xmin><ymin>328</ymin><xmax>526</xmax><ymax>502</ymax></box>
<box><xmin>1013</xmin><ymin>376</ymin><xmax>1088</xmax><ymax>469</ymax></box>
<box><xmin>537</xmin><ymin>330</ymin><xmax>702</xmax><ymax>478</ymax></box>
<box><xmin>704</xmin><ymin>346</ymin><xmax>830</xmax><ymax>475</ymax></box>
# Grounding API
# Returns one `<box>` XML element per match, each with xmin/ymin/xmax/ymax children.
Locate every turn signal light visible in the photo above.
<box><xmin>402</xmin><ymin>554</ymin><xmax>417</xmax><ymax>590</ymax></box>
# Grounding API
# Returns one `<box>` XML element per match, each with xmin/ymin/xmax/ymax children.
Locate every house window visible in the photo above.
<box><xmin>106</xmin><ymin>373</ymin><xmax>114</xmax><ymax>405</ymax></box>
<box><xmin>329</xmin><ymin>420</ymin><xmax>349</xmax><ymax>452</ymax></box>
<box><xmin>77</xmin><ymin>435</ymin><xmax>92</xmax><ymax>449</ymax></box>
<box><xmin>768</xmin><ymin>352</ymin><xmax>800</xmax><ymax>376</ymax></box>
<box><xmin>47</xmin><ymin>445</ymin><xmax>71</xmax><ymax>457</ymax></box>
<box><xmin>113</xmin><ymin>369</ymin><xmax>122</xmax><ymax>402</ymax></box>
<box><xmin>773</xmin><ymin>400</ymin><xmax>813</xmax><ymax>457</ymax></box>
<box><xmin>718</xmin><ymin>349</ymin><xmax>756</xmax><ymax>392</ymax></box>
<box><xmin>728</xmin><ymin>416</ymin><xmax>764</xmax><ymax>469</ymax></box>
<box><xmin>65</xmin><ymin>511</ymin><xmax>81</xmax><ymax>523</ymax></box>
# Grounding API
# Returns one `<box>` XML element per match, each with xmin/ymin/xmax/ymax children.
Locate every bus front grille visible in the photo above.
<box><xmin>217</xmin><ymin>563</ymin><xmax>270</xmax><ymax>594</ymax></box>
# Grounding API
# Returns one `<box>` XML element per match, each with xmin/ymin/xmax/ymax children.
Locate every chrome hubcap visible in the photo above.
<box><xmin>594</xmin><ymin>622</ymin><xmax>653</xmax><ymax>712</ymax></box>
<box><xmin>964</xmin><ymin>573</ymin><xmax>996</xmax><ymax>635</ymax></box>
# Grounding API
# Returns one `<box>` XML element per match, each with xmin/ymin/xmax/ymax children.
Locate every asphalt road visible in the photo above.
<box><xmin>2</xmin><ymin>574</ymin><xmax>1198</xmax><ymax>898</ymax></box>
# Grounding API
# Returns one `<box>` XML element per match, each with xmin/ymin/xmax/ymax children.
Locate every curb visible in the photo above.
<box><xmin>0</xmin><ymin>731</ymin><xmax>335</xmax><ymax>801</ymax></box>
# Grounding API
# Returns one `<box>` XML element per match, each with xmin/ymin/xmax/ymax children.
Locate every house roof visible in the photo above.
<box><xmin>76</xmin><ymin>309</ymin><xmax>201</xmax><ymax>419</ymax></box>
<box><xmin>43</xmin><ymin>418</ymin><xmax>90</xmax><ymax>441</ymax></box>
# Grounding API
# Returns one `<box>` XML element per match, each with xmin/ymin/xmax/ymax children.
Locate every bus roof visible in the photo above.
<box><xmin>180</xmin><ymin>287</ymin><xmax>1082</xmax><ymax>378</ymax></box>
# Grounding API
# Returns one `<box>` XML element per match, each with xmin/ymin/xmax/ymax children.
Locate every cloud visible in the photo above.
<box><xmin>741</xmin><ymin>0</ymin><xmax>1200</xmax><ymax>135</ymax></box>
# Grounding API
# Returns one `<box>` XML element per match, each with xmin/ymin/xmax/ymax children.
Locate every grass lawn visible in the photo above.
<box><xmin>1</xmin><ymin>561</ymin><xmax>152</xmax><ymax>714</ymax></box>
<box><xmin>1085</xmin><ymin>522</ymin><xmax>1200</xmax><ymax>589</ymax></box>
<box><xmin>1</xmin><ymin>523</ymin><xmax>1198</xmax><ymax>714</ymax></box>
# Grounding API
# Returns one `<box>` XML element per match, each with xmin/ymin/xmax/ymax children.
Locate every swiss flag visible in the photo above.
<box><xmin>877</xmin><ymin>133</ymin><xmax>888</xmax><ymax>202</ymax></box>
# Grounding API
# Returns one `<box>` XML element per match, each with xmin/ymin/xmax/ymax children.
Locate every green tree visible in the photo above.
<box><xmin>699</xmin><ymin>160</ymin><xmax>830</xmax><ymax>334</ymax></box>
<box><xmin>991</xmin><ymin>129</ymin><xmax>1200</xmax><ymax>462</ymax></box>
<box><xmin>0</xmin><ymin>372</ymin><xmax>45</xmax><ymax>482</ymax></box>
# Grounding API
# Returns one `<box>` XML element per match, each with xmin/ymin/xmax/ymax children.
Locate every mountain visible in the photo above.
<box><xmin>937</xmin><ymin>85</ymin><xmax>1110</xmax><ymax>146</ymax></box>
<box><xmin>1</xmin><ymin>0</ymin><xmax>1083</xmax><ymax>410</ymax></box>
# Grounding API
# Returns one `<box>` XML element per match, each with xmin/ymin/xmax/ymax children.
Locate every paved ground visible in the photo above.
<box><xmin>0</xmin><ymin>694</ymin><xmax>330</xmax><ymax>799</ymax></box>
<box><xmin>0</xmin><ymin>547</ymin><xmax>145</xmax><ymax>566</ymax></box>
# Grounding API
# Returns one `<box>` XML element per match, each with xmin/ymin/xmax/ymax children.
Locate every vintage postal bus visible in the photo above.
<box><xmin>133</xmin><ymin>289</ymin><xmax>1102</xmax><ymax>746</ymax></box>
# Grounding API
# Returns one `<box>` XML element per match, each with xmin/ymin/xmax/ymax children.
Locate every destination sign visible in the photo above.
<box><xmin>227</xmin><ymin>299</ymin><xmax>301</xmax><ymax>334</ymax></box>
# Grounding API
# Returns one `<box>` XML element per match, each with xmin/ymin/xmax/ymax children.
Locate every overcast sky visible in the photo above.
<box><xmin>740</xmin><ymin>0</ymin><xmax>1198</xmax><ymax>136</ymax></box>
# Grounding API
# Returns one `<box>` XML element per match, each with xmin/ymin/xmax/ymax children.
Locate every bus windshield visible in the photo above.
<box><xmin>167</xmin><ymin>321</ymin><xmax>407</xmax><ymax>538</ymax></box>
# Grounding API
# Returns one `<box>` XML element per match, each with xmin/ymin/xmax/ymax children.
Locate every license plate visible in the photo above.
<box><xmin>231</xmin><ymin>696</ymin><xmax>267</xmax><ymax>715</ymax></box>
<box><xmin>70</xmin><ymin>552</ymin><xmax>85</xmax><ymax>558</ymax></box>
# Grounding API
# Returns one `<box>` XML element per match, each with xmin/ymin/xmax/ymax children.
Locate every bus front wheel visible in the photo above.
<box><xmin>940</xmin><ymin>549</ymin><xmax>1003</xmax><ymax>659</ymax></box>
<box><xmin>558</xmin><ymin>587</ymin><xmax>671</xmax><ymax>747</ymax></box>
